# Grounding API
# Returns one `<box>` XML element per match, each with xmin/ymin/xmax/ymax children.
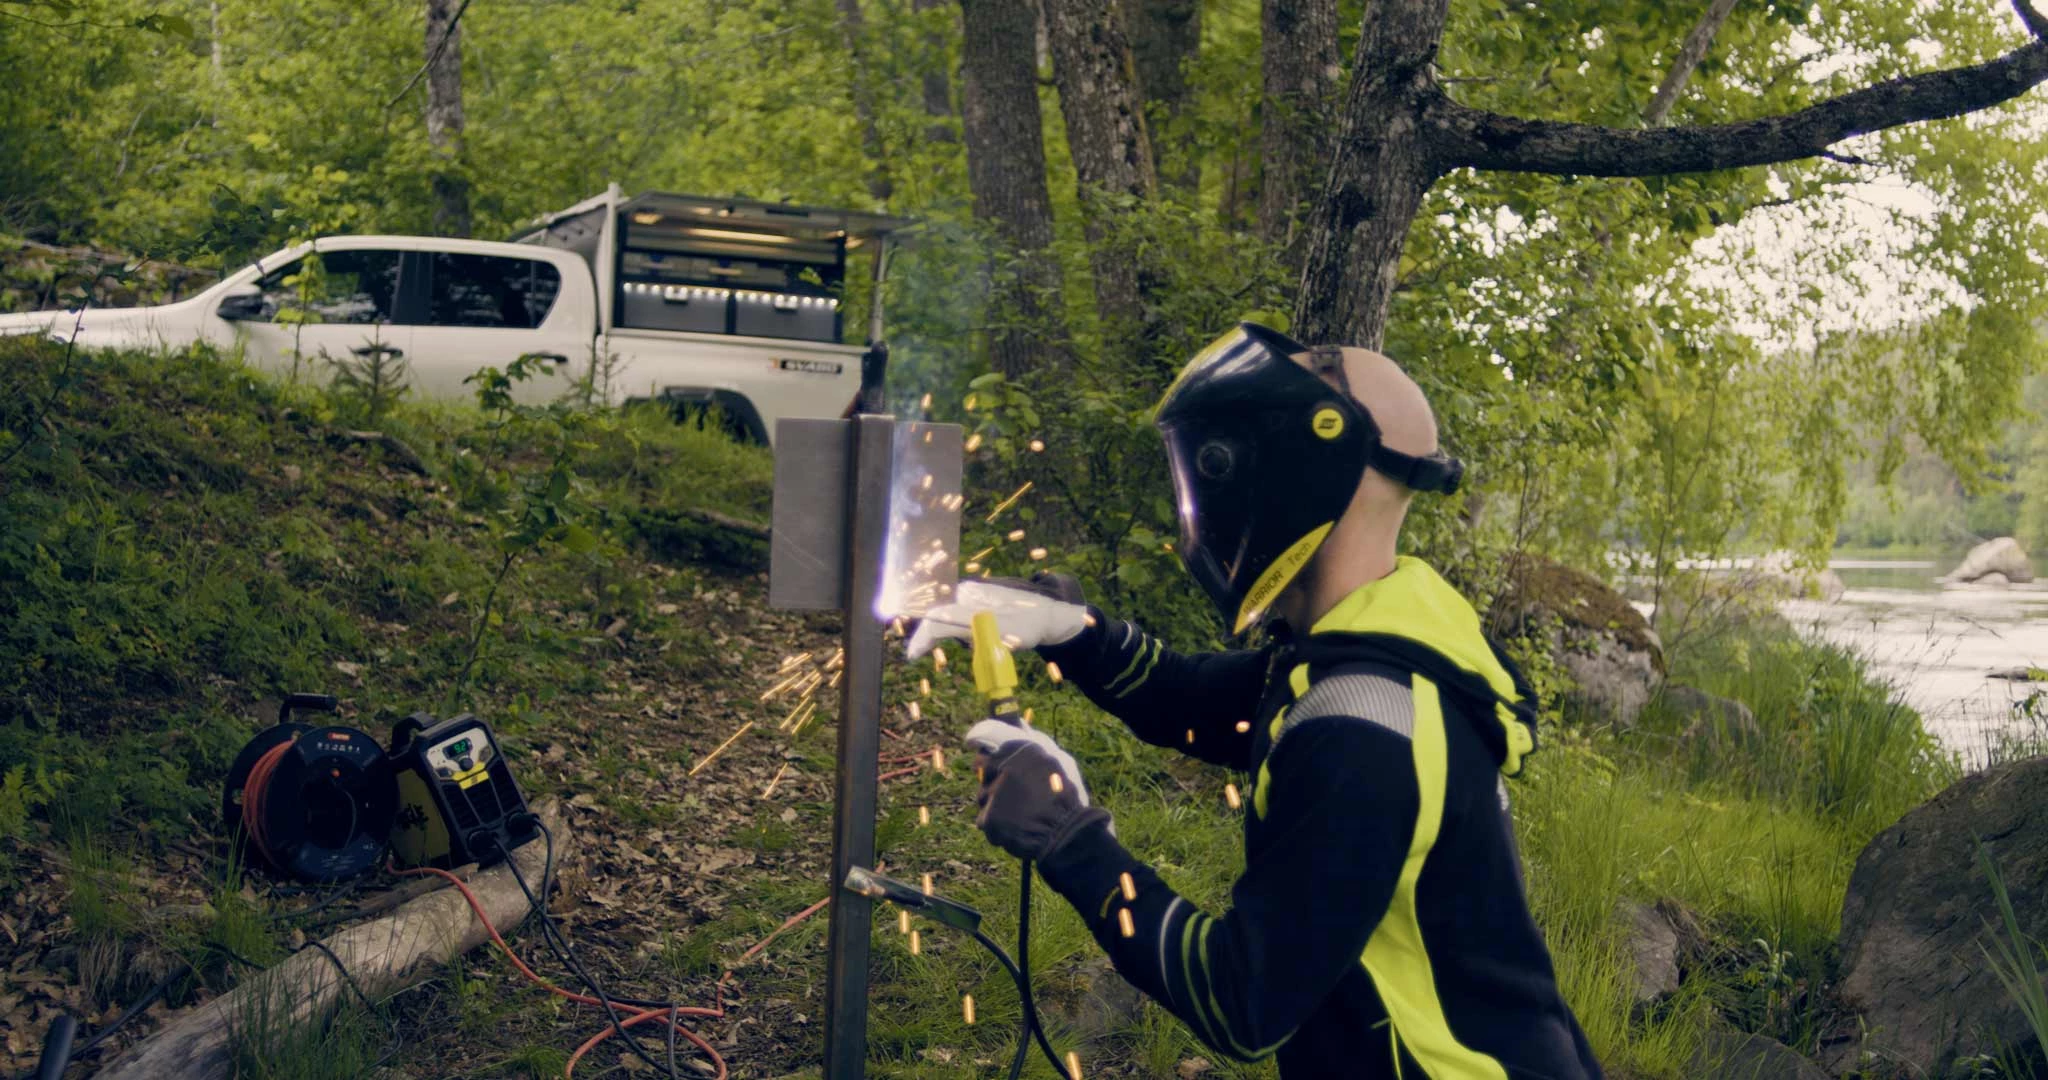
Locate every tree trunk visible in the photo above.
<box><xmin>960</xmin><ymin>0</ymin><xmax>1068</xmax><ymax>377</ymax></box>
<box><xmin>1644</xmin><ymin>0</ymin><xmax>1743</xmax><ymax>125</ymax></box>
<box><xmin>425</xmin><ymin>0</ymin><xmax>470</xmax><ymax>237</ymax></box>
<box><xmin>1122</xmin><ymin>0</ymin><xmax>1200</xmax><ymax>187</ymax></box>
<box><xmin>97</xmin><ymin>800</ymin><xmax>569</xmax><ymax>1080</ymax></box>
<box><xmin>912</xmin><ymin>0</ymin><xmax>956</xmax><ymax>142</ymax></box>
<box><xmin>1290</xmin><ymin>1</ymin><xmax>1451</xmax><ymax>349</ymax></box>
<box><xmin>1042</xmin><ymin>0</ymin><xmax>1157</xmax><ymax>325</ymax></box>
<box><xmin>1258</xmin><ymin>0</ymin><xmax>1340</xmax><ymax>265</ymax></box>
<box><xmin>835</xmin><ymin>0</ymin><xmax>895</xmax><ymax>201</ymax></box>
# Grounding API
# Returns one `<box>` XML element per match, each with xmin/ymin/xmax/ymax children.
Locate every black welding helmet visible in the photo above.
<box><xmin>1155</xmin><ymin>322</ymin><xmax>1464</xmax><ymax>634</ymax></box>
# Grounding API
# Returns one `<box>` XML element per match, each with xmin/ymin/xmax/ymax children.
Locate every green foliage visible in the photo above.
<box><xmin>1978</xmin><ymin>843</ymin><xmax>2048</xmax><ymax>1075</ymax></box>
<box><xmin>0</xmin><ymin>336</ymin><xmax>767</xmax><ymax>841</ymax></box>
<box><xmin>1643</xmin><ymin>620</ymin><xmax>1956</xmax><ymax>838</ymax></box>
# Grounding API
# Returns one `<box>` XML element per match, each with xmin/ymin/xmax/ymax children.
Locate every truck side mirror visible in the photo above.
<box><xmin>215</xmin><ymin>284</ymin><xmax>266</xmax><ymax>321</ymax></box>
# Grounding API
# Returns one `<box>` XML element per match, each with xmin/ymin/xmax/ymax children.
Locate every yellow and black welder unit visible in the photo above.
<box><xmin>387</xmin><ymin>712</ymin><xmax>537</xmax><ymax>869</ymax></box>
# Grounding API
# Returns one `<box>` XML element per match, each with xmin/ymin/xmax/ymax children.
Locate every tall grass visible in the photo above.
<box><xmin>1979</xmin><ymin>843</ymin><xmax>2048</xmax><ymax>1074</ymax></box>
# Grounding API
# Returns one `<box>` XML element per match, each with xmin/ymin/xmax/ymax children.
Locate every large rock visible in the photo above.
<box><xmin>1735</xmin><ymin>551</ymin><xmax>1847</xmax><ymax>603</ymax></box>
<box><xmin>1489</xmin><ymin>555</ymin><xmax>1663</xmax><ymax>727</ymax></box>
<box><xmin>1942</xmin><ymin>536</ymin><xmax>2035</xmax><ymax>584</ymax></box>
<box><xmin>1043</xmin><ymin>955</ymin><xmax>1145</xmax><ymax>1045</ymax></box>
<box><xmin>1830</xmin><ymin>755</ymin><xmax>2048</xmax><ymax>1075</ymax></box>
<box><xmin>1691</xmin><ymin>1031</ymin><xmax>1831</xmax><ymax>1080</ymax></box>
<box><xmin>1619</xmin><ymin>900</ymin><xmax>1679</xmax><ymax>1005</ymax></box>
<box><xmin>1658</xmin><ymin>683</ymin><xmax>1760</xmax><ymax>743</ymax></box>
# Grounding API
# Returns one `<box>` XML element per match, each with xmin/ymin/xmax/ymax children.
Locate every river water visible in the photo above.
<box><xmin>1777</xmin><ymin>556</ymin><xmax>2048</xmax><ymax>759</ymax></box>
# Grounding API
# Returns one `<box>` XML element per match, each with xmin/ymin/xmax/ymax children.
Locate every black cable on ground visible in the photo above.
<box><xmin>210</xmin><ymin>940</ymin><xmax>403</xmax><ymax>1067</ymax></box>
<box><xmin>1016</xmin><ymin>862</ymin><xmax>1065</xmax><ymax>1078</ymax></box>
<box><xmin>496</xmin><ymin>819</ymin><xmax>684</xmax><ymax>1080</ymax></box>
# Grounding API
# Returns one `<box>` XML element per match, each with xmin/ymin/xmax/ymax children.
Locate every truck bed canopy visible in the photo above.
<box><xmin>513</xmin><ymin>190</ymin><xmax>914</xmax><ymax>345</ymax></box>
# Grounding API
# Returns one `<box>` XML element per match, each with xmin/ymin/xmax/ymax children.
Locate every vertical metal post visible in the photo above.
<box><xmin>822</xmin><ymin>413</ymin><xmax>894</xmax><ymax>1080</ymax></box>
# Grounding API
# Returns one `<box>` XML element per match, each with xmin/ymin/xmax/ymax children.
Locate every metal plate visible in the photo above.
<box><xmin>769</xmin><ymin>419</ymin><xmax>852</xmax><ymax>611</ymax></box>
<box><xmin>876</xmin><ymin>421</ymin><xmax>964</xmax><ymax>620</ymax></box>
<box><xmin>768</xmin><ymin>418</ymin><xmax>963</xmax><ymax>615</ymax></box>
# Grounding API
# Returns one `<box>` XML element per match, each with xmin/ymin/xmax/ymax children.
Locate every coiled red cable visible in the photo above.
<box><xmin>240</xmin><ymin>738</ymin><xmax>298</xmax><ymax>868</ymax></box>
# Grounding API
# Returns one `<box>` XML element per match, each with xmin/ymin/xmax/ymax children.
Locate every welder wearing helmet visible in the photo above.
<box><xmin>910</xmin><ymin>323</ymin><xmax>1602</xmax><ymax>1079</ymax></box>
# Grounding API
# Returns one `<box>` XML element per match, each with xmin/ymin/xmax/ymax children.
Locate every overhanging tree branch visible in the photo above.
<box><xmin>2016</xmin><ymin>0</ymin><xmax>2048</xmax><ymax>41</ymax></box>
<box><xmin>1643</xmin><ymin>0</ymin><xmax>1743</xmax><ymax>126</ymax></box>
<box><xmin>1428</xmin><ymin>34</ymin><xmax>2048</xmax><ymax>177</ymax></box>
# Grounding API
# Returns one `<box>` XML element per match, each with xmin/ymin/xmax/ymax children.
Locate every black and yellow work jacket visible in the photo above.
<box><xmin>1036</xmin><ymin>557</ymin><xmax>1601</xmax><ymax>1079</ymax></box>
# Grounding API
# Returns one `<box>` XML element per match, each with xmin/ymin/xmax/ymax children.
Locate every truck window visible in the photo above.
<box><xmin>253</xmin><ymin>250</ymin><xmax>402</xmax><ymax>324</ymax></box>
<box><xmin>428</xmin><ymin>253</ymin><xmax>561</xmax><ymax>329</ymax></box>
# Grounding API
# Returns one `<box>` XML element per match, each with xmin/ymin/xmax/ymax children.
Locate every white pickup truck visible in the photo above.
<box><xmin>0</xmin><ymin>187</ymin><xmax>912</xmax><ymax>444</ymax></box>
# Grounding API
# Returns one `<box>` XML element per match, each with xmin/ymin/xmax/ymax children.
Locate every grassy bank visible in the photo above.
<box><xmin>0</xmin><ymin>338</ymin><xmax>1973</xmax><ymax>1078</ymax></box>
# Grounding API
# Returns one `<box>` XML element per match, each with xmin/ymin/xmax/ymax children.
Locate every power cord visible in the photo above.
<box><xmin>387</xmin><ymin>808</ymin><xmax>728</xmax><ymax>1079</ymax></box>
<box><xmin>846</xmin><ymin>863</ymin><xmax>1065</xmax><ymax>1080</ymax></box>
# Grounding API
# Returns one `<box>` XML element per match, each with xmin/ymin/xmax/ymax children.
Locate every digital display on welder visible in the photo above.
<box><xmin>448</xmin><ymin>738</ymin><xmax>471</xmax><ymax>758</ymax></box>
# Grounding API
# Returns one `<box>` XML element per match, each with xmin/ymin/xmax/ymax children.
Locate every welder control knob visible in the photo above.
<box><xmin>457</xmin><ymin>757</ymin><xmax>474</xmax><ymax>772</ymax></box>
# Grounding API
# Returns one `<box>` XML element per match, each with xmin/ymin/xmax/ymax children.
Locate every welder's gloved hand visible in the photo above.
<box><xmin>905</xmin><ymin>576</ymin><xmax>1090</xmax><ymax>661</ymax></box>
<box><xmin>965</xmin><ymin>719</ymin><xmax>1092</xmax><ymax>806</ymax></box>
<box><xmin>969</xmin><ymin>730</ymin><xmax>1111</xmax><ymax>864</ymax></box>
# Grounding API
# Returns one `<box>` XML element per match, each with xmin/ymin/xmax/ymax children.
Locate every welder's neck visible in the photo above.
<box><xmin>1279</xmin><ymin>532</ymin><xmax>1399</xmax><ymax>630</ymax></box>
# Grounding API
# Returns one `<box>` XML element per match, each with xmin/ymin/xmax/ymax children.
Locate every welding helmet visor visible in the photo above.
<box><xmin>1155</xmin><ymin>322</ymin><xmax>1463</xmax><ymax>634</ymax></box>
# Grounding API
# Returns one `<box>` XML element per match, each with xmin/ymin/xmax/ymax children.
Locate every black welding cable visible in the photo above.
<box><xmin>513</xmin><ymin>811</ymin><xmax>682</xmax><ymax>1079</ymax></box>
<box><xmin>1015</xmin><ymin>862</ymin><xmax>1065</xmax><ymax>1077</ymax></box>
<box><xmin>497</xmin><ymin>821</ymin><xmax>684</xmax><ymax>1080</ymax></box>
<box><xmin>208</xmin><ymin>941</ymin><xmax>403</xmax><ymax>1067</ymax></box>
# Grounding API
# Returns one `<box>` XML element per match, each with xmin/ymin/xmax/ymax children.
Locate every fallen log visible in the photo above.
<box><xmin>96</xmin><ymin>799</ymin><xmax>567</xmax><ymax>1080</ymax></box>
<box><xmin>331</xmin><ymin>429</ymin><xmax>430</xmax><ymax>476</ymax></box>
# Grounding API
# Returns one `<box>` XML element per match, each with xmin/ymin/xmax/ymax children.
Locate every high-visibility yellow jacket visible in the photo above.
<box><xmin>1038</xmin><ymin>557</ymin><xmax>1601</xmax><ymax>1079</ymax></box>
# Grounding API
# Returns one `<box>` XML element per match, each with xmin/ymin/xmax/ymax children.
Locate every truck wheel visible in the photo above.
<box><xmin>663</xmin><ymin>389</ymin><xmax>767</xmax><ymax>446</ymax></box>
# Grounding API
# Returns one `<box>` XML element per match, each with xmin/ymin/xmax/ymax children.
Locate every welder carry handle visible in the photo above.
<box><xmin>277</xmin><ymin>693</ymin><xmax>339</xmax><ymax>724</ymax></box>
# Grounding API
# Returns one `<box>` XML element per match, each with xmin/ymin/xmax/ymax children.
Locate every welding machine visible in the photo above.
<box><xmin>386</xmin><ymin>711</ymin><xmax>537</xmax><ymax>869</ymax></box>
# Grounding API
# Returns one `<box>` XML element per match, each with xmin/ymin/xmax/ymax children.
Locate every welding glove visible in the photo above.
<box><xmin>905</xmin><ymin>575</ymin><xmax>1090</xmax><ymax>661</ymax></box>
<box><xmin>968</xmin><ymin>727</ymin><xmax>1111</xmax><ymax>864</ymax></box>
<box><xmin>965</xmin><ymin>719</ymin><xmax>1093</xmax><ymax>806</ymax></box>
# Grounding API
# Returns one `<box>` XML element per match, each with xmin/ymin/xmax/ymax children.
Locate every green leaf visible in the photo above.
<box><xmin>556</xmin><ymin>523</ymin><xmax>600</xmax><ymax>554</ymax></box>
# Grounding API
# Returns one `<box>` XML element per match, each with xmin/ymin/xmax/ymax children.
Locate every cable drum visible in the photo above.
<box><xmin>223</xmin><ymin>722</ymin><xmax>398</xmax><ymax>883</ymax></box>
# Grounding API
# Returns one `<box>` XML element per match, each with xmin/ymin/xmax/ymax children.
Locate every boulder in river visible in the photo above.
<box><xmin>1488</xmin><ymin>555</ymin><xmax>1663</xmax><ymax>726</ymax></box>
<box><xmin>1733</xmin><ymin>551</ymin><xmax>1847</xmax><ymax>602</ymax></box>
<box><xmin>1829</xmin><ymin>754</ymin><xmax>2048</xmax><ymax>1075</ymax></box>
<box><xmin>1941</xmin><ymin>536</ymin><xmax>2034</xmax><ymax>584</ymax></box>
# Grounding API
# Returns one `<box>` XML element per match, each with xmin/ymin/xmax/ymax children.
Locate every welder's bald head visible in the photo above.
<box><xmin>1299</xmin><ymin>346</ymin><xmax>1439</xmax><ymax>497</ymax></box>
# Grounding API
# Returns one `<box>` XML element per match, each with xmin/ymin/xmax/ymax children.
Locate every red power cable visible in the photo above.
<box><xmin>240</xmin><ymin>738</ymin><xmax>298</xmax><ymax>867</ymax></box>
<box><xmin>394</xmin><ymin>862</ymin><xmax>832</xmax><ymax>1079</ymax></box>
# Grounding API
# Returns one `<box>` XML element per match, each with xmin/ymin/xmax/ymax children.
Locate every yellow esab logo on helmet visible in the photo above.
<box><xmin>1312</xmin><ymin>408</ymin><xmax>1345</xmax><ymax>440</ymax></box>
